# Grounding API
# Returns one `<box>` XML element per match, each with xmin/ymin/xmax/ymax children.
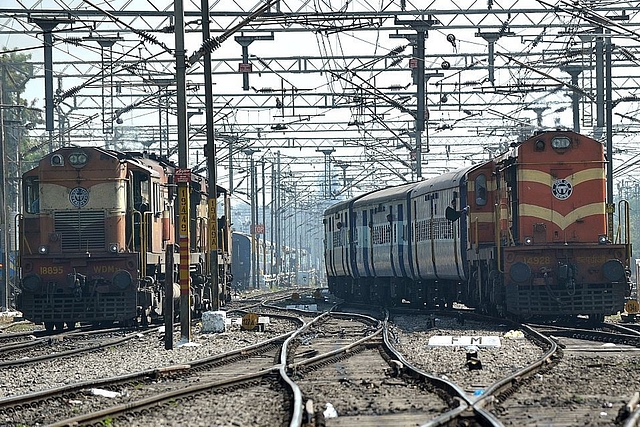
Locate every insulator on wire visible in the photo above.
<box><xmin>389</xmin><ymin>57</ymin><xmax>403</xmax><ymax>68</ymax></box>
<box><xmin>499</xmin><ymin>20</ymin><xmax>509</xmax><ymax>35</ymax></box>
<box><xmin>202</xmin><ymin>37</ymin><xmax>222</xmax><ymax>53</ymax></box>
<box><xmin>63</xmin><ymin>37</ymin><xmax>82</xmax><ymax>46</ymax></box>
<box><xmin>59</xmin><ymin>85</ymin><xmax>83</xmax><ymax>100</ymax></box>
<box><xmin>139</xmin><ymin>31</ymin><xmax>160</xmax><ymax>46</ymax></box>
<box><xmin>388</xmin><ymin>45</ymin><xmax>405</xmax><ymax>56</ymax></box>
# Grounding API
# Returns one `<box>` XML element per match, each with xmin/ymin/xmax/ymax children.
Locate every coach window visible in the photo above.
<box><xmin>475</xmin><ymin>174</ymin><xmax>487</xmax><ymax>207</ymax></box>
<box><xmin>24</xmin><ymin>177</ymin><xmax>40</xmax><ymax>214</ymax></box>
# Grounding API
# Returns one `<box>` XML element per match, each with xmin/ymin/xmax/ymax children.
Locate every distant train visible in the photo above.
<box><xmin>231</xmin><ymin>232</ymin><xmax>252</xmax><ymax>291</ymax></box>
<box><xmin>232</xmin><ymin>231</ymin><xmax>303</xmax><ymax>290</ymax></box>
<box><xmin>16</xmin><ymin>147</ymin><xmax>232</xmax><ymax>330</ymax></box>
<box><xmin>324</xmin><ymin>130</ymin><xmax>632</xmax><ymax>321</ymax></box>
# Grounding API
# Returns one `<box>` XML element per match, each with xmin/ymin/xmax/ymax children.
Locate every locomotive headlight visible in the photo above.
<box><xmin>38</xmin><ymin>245</ymin><xmax>48</xmax><ymax>255</ymax></box>
<box><xmin>510</xmin><ymin>262</ymin><xmax>532</xmax><ymax>283</ymax></box>
<box><xmin>524</xmin><ymin>236</ymin><xmax>533</xmax><ymax>245</ymax></box>
<box><xmin>598</xmin><ymin>234</ymin><xmax>609</xmax><ymax>244</ymax></box>
<box><xmin>68</xmin><ymin>151</ymin><xmax>88</xmax><ymax>167</ymax></box>
<box><xmin>109</xmin><ymin>243</ymin><xmax>119</xmax><ymax>253</ymax></box>
<box><xmin>22</xmin><ymin>274</ymin><xmax>42</xmax><ymax>293</ymax></box>
<box><xmin>112</xmin><ymin>270</ymin><xmax>133</xmax><ymax>289</ymax></box>
<box><xmin>602</xmin><ymin>259</ymin><xmax>625</xmax><ymax>282</ymax></box>
<box><xmin>551</xmin><ymin>136</ymin><xmax>571</xmax><ymax>149</ymax></box>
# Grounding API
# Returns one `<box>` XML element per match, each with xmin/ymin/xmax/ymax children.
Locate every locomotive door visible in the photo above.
<box><xmin>466</xmin><ymin>165</ymin><xmax>495</xmax><ymax>249</ymax></box>
<box><xmin>128</xmin><ymin>171</ymin><xmax>152</xmax><ymax>254</ymax></box>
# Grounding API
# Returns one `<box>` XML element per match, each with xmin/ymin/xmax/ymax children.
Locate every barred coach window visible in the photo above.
<box><xmin>475</xmin><ymin>174</ymin><xmax>487</xmax><ymax>206</ymax></box>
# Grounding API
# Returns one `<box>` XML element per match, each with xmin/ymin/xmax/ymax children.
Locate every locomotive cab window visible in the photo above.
<box><xmin>133</xmin><ymin>172</ymin><xmax>151</xmax><ymax>212</ymax></box>
<box><xmin>475</xmin><ymin>174</ymin><xmax>487</xmax><ymax>206</ymax></box>
<box><xmin>24</xmin><ymin>177</ymin><xmax>40</xmax><ymax>214</ymax></box>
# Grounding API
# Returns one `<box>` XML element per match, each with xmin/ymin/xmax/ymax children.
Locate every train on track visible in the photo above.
<box><xmin>231</xmin><ymin>232</ymin><xmax>252</xmax><ymax>291</ymax></box>
<box><xmin>324</xmin><ymin>130</ymin><xmax>632</xmax><ymax>321</ymax></box>
<box><xmin>16</xmin><ymin>146</ymin><xmax>232</xmax><ymax>330</ymax></box>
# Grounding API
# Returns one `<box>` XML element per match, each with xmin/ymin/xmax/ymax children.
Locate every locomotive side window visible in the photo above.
<box><xmin>24</xmin><ymin>177</ymin><xmax>40</xmax><ymax>214</ymax></box>
<box><xmin>475</xmin><ymin>174</ymin><xmax>487</xmax><ymax>206</ymax></box>
<box><xmin>153</xmin><ymin>182</ymin><xmax>160</xmax><ymax>214</ymax></box>
<box><xmin>133</xmin><ymin>172</ymin><xmax>150</xmax><ymax>212</ymax></box>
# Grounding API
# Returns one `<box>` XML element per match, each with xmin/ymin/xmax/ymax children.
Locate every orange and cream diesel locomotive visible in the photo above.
<box><xmin>324</xmin><ymin>130</ymin><xmax>632</xmax><ymax>320</ymax></box>
<box><xmin>17</xmin><ymin>147</ymin><xmax>231</xmax><ymax>330</ymax></box>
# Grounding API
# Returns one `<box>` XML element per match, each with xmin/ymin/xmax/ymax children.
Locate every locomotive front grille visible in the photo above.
<box><xmin>55</xmin><ymin>211</ymin><xmax>106</xmax><ymax>252</ymax></box>
<box><xmin>18</xmin><ymin>291</ymin><xmax>137</xmax><ymax>323</ymax></box>
<box><xmin>505</xmin><ymin>283</ymin><xmax>626</xmax><ymax>316</ymax></box>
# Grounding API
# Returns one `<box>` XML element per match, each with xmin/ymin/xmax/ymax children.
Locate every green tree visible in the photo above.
<box><xmin>1</xmin><ymin>49</ymin><xmax>45</xmax><ymax>171</ymax></box>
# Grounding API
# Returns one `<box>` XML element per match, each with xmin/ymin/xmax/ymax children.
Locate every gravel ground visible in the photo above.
<box><xmin>493</xmin><ymin>348</ymin><xmax>640</xmax><ymax>426</ymax></box>
<box><xmin>388</xmin><ymin>314</ymin><xmax>546</xmax><ymax>394</ymax></box>
<box><xmin>4</xmin><ymin>307</ymin><xmax>638</xmax><ymax>426</ymax></box>
<box><xmin>114</xmin><ymin>380</ymin><xmax>290</xmax><ymax>427</ymax></box>
<box><xmin>0</xmin><ymin>314</ymin><xmax>297</xmax><ymax>399</ymax></box>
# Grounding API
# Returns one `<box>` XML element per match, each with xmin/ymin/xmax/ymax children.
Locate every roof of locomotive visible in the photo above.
<box><xmin>492</xmin><ymin>129</ymin><xmax>598</xmax><ymax>164</ymax></box>
<box><xmin>27</xmin><ymin>146</ymin><xmax>228</xmax><ymax>195</ymax></box>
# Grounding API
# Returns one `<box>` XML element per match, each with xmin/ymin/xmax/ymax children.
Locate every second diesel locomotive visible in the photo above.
<box><xmin>324</xmin><ymin>130</ymin><xmax>632</xmax><ymax>321</ymax></box>
<box><xmin>17</xmin><ymin>146</ymin><xmax>232</xmax><ymax>330</ymax></box>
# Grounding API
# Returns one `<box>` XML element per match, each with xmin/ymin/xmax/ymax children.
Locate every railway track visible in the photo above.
<box><xmin>483</xmin><ymin>322</ymin><xmax>640</xmax><ymax>427</ymax></box>
<box><xmin>289</xmin><ymin>311</ymin><xmax>457</xmax><ymax>426</ymax></box>
<box><xmin>0</xmin><ymin>312</ymin><xmax>304</xmax><ymax>426</ymax></box>
<box><xmin>2</xmin><ymin>293</ymin><xmax>640</xmax><ymax>426</ymax></box>
<box><xmin>0</xmin><ymin>327</ymin><xmax>159</xmax><ymax>369</ymax></box>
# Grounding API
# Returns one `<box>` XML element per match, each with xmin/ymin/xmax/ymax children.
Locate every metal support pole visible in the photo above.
<box><xmin>316</xmin><ymin>148</ymin><xmax>334</xmax><ymax>198</ymax></box>
<box><xmin>395</xmin><ymin>17</ymin><xmax>442</xmax><ymax>180</ymax></box>
<box><xmin>595</xmin><ymin>29</ymin><xmax>605</xmax><ymax>139</ymax></box>
<box><xmin>293</xmin><ymin>182</ymin><xmax>298</xmax><ymax>285</ymax></box>
<box><xmin>261</xmin><ymin>160</ymin><xmax>266</xmax><ymax>285</ymax></box>
<box><xmin>228</xmin><ymin>137</ymin><xmax>233</xmax><ymax>193</ymax></box>
<box><xmin>164</xmin><ymin>244</ymin><xmax>174</xmax><ymax>350</ymax></box>
<box><xmin>270</xmin><ymin>160</ymin><xmax>275</xmax><ymax>280</ymax></box>
<box><xmin>201</xmin><ymin>0</ymin><xmax>219</xmax><ymax>311</ymax></box>
<box><xmin>0</xmin><ymin>79</ymin><xmax>8</xmax><ymax>310</ymax></box>
<box><xmin>275</xmin><ymin>151</ymin><xmax>281</xmax><ymax>281</ymax></box>
<box><xmin>235</xmin><ymin>34</ymin><xmax>274</xmax><ymax>91</ymax></box>
<box><xmin>415</xmin><ymin>29</ymin><xmax>425</xmax><ymax>179</ymax></box>
<box><xmin>475</xmin><ymin>30</ymin><xmax>514</xmax><ymax>86</ymax></box>
<box><xmin>243</xmin><ymin>148</ymin><xmax>260</xmax><ymax>289</ymax></box>
<box><xmin>605</xmin><ymin>33</ymin><xmax>614</xmax><ymax>239</ymax></box>
<box><xmin>560</xmin><ymin>65</ymin><xmax>584</xmax><ymax>133</ymax></box>
<box><xmin>30</xmin><ymin>16</ymin><xmax>73</xmax><ymax>151</ymax></box>
<box><xmin>174</xmin><ymin>0</ymin><xmax>191</xmax><ymax>343</ymax></box>
<box><xmin>252</xmin><ymin>156</ymin><xmax>258</xmax><ymax>289</ymax></box>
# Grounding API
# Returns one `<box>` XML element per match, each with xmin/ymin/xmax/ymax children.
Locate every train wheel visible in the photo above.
<box><xmin>54</xmin><ymin>322</ymin><xmax>65</xmax><ymax>331</ymax></box>
<box><xmin>66</xmin><ymin>321</ymin><xmax>77</xmax><ymax>330</ymax></box>
<box><xmin>44</xmin><ymin>322</ymin><xmax>54</xmax><ymax>332</ymax></box>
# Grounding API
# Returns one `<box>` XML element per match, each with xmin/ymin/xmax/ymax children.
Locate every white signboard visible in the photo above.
<box><xmin>428</xmin><ymin>336</ymin><xmax>501</xmax><ymax>348</ymax></box>
<box><xmin>285</xmin><ymin>304</ymin><xmax>318</xmax><ymax>311</ymax></box>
